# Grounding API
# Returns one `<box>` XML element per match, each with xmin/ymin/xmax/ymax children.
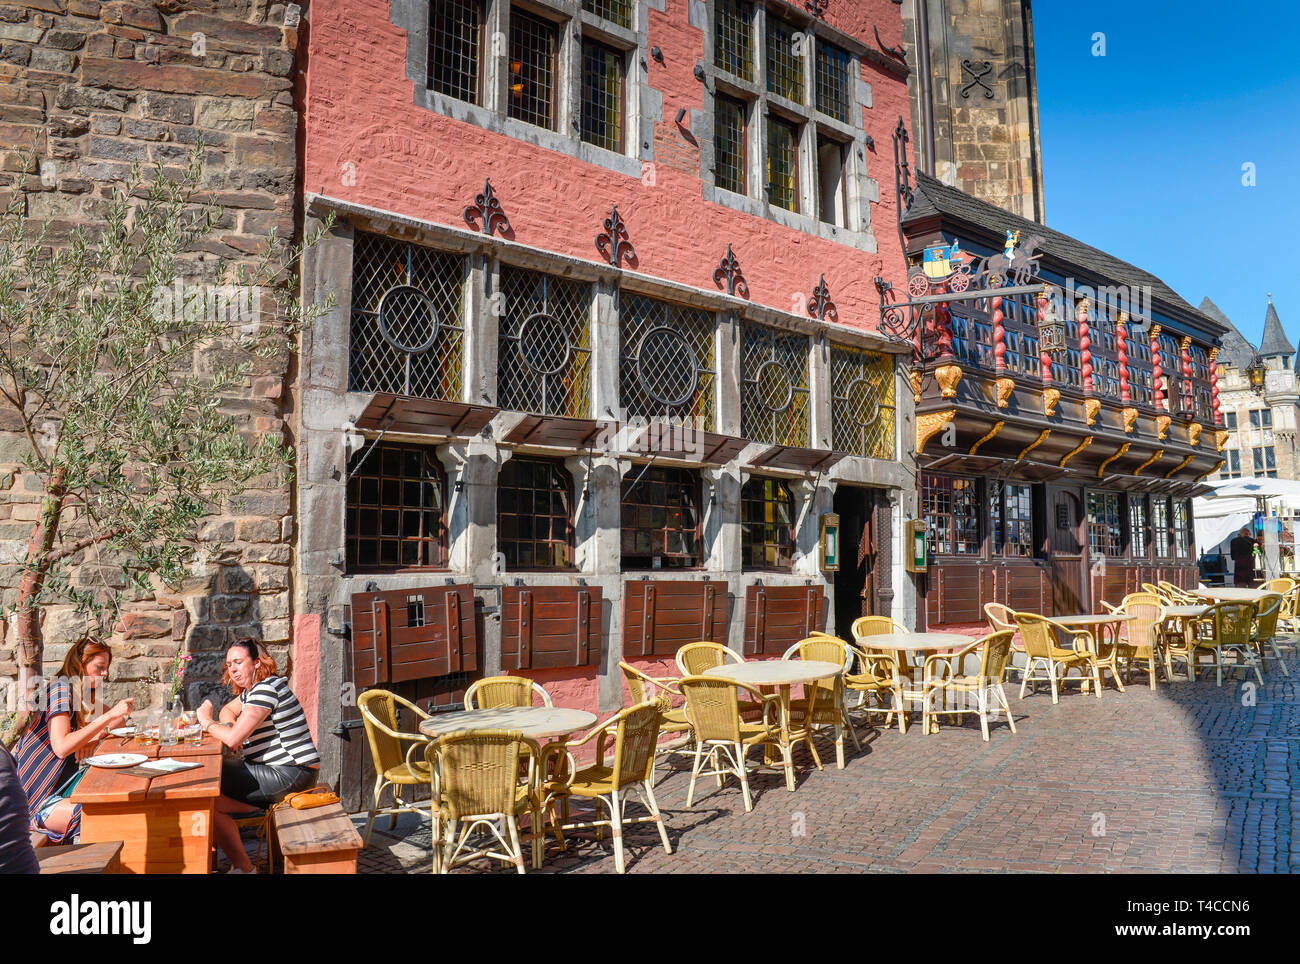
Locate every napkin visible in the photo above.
<box><xmin>138</xmin><ymin>757</ymin><xmax>201</xmax><ymax>774</ymax></box>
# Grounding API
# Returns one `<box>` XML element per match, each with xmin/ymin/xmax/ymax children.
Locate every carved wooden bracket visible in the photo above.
<box><xmin>908</xmin><ymin>370</ymin><xmax>923</xmax><ymax>403</ymax></box>
<box><xmin>1059</xmin><ymin>436</ymin><xmax>1093</xmax><ymax>468</ymax></box>
<box><xmin>1084</xmin><ymin>398</ymin><xmax>1101</xmax><ymax>427</ymax></box>
<box><xmin>1097</xmin><ymin>443</ymin><xmax>1131</xmax><ymax>478</ymax></box>
<box><xmin>916</xmin><ymin>409</ymin><xmax>956</xmax><ymax>452</ymax></box>
<box><xmin>1133</xmin><ymin>449</ymin><xmax>1164</xmax><ymax>475</ymax></box>
<box><xmin>1122</xmin><ymin>407</ymin><xmax>1139</xmax><ymax>435</ymax></box>
<box><xmin>1216</xmin><ymin>430</ymin><xmax>1230</xmax><ymax>452</ymax></box>
<box><xmin>1164</xmin><ymin>454</ymin><xmax>1194</xmax><ymax>478</ymax></box>
<box><xmin>934</xmin><ymin>363</ymin><xmax>963</xmax><ymax>399</ymax></box>
<box><xmin>1018</xmin><ymin>430</ymin><xmax>1051</xmax><ymax>461</ymax></box>
<box><xmin>994</xmin><ymin>376</ymin><xmax>1014</xmax><ymax>409</ymax></box>
<box><xmin>1197</xmin><ymin>459</ymin><xmax>1226</xmax><ymax>482</ymax></box>
<box><xmin>1155</xmin><ymin>414</ymin><xmax>1171</xmax><ymax>440</ymax></box>
<box><xmin>969</xmin><ymin>420</ymin><xmax>1005</xmax><ymax>456</ymax></box>
<box><xmin>1188</xmin><ymin>423</ymin><xmax>1202</xmax><ymax>447</ymax></box>
<box><xmin>1043</xmin><ymin>388</ymin><xmax>1061</xmax><ymax>417</ymax></box>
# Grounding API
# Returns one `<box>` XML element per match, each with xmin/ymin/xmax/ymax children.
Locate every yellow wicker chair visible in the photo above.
<box><xmin>1278</xmin><ymin>586</ymin><xmax>1300</xmax><ymax>647</ymax></box>
<box><xmin>1263</xmin><ymin>577</ymin><xmax>1296</xmax><ymax>596</ymax></box>
<box><xmin>1190</xmin><ymin>601</ymin><xmax>1261</xmax><ymax>687</ymax></box>
<box><xmin>677</xmin><ymin>675</ymin><xmax>784</xmax><ymax>812</ymax></box>
<box><xmin>1251</xmin><ymin>593</ymin><xmax>1289</xmax><ymax>677</ymax></box>
<box><xmin>674</xmin><ymin>642</ymin><xmax>764</xmax><ymax>722</ymax></box>
<box><xmin>920</xmin><ymin>630</ymin><xmax>1017</xmax><ymax>741</ymax></box>
<box><xmin>782</xmin><ymin>635</ymin><xmax>858</xmax><ymax>769</ymax></box>
<box><xmin>983</xmin><ymin>602</ymin><xmax>1024</xmax><ymax>681</ymax></box>
<box><xmin>1012</xmin><ymin>612</ymin><xmax>1104</xmax><ymax>703</ymax></box>
<box><xmin>357</xmin><ymin>689</ymin><xmax>433</xmax><ymax>848</ymax></box>
<box><xmin>844</xmin><ymin>641</ymin><xmax>908</xmax><ymax>733</ymax></box>
<box><xmin>619</xmin><ymin>661</ymin><xmax>691</xmax><ymax>775</ymax></box>
<box><xmin>539</xmin><ymin>702</ymin><xmax>673</xmax><ymax>874</ymax></box>
<box><xmin>424</xmin><ymin>728</ymin><xmax>542</xmax><ymax>874</ymax></box>
<box><xmin>1102</xmin><ymin>592</ymin><xmax>1165</xmax><ymax>690</ymax></box>
<box><xmin>851</xmin><ymin>614</ymin><xmax>911</xmax><ymax>674</ymax></box>
<box><xmin>1158</xmin><ymin>581</ymin><xmax>1197</xmax><ymax>604</ymax></box>
<box><xmin>464</xmin><ymin>675</ymin><xmax>554</xmax><ymax>710</ymax></box>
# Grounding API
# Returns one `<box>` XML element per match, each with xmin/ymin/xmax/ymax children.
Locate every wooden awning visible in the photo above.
<box><xmin>623</xmin><ymin>428</ymin><xmax>748</xmax><ymax>466</ymax></box>
<box><xmin>355</xmin><ymin>393</ymin><xmax>499</xmax><ymax>438</ymax></box>
<box><xmin>749</xmin><ymin>445</ymin><xmax>846</xmax><ymax>473</ymax></box>
<box><xmin>502</xmin><ymin>414</ymin><xmax>610</xmax><ymax>449</ymax></box>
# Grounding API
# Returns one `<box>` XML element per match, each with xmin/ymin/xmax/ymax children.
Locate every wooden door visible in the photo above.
<box><xmin>1046</xmin><ymin>486</ymin><xmax>1085</xmax><ymax>616</ymax></box>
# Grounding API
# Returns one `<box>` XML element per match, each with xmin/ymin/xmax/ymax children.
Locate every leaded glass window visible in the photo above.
<box><xmin>429</xmin><ymin>0</ymin><xmax>482</xmax><ymax>104</ymax></box>
<box><xmin>497</xmin><ymin>266</ymin><xmax>591</xmax><ymax>418</ymax></box>
<box><xmin>765</xmin><ymin>16</ymin><xmax>803</xmax><ymax>103</ymax></box>
<box><xmin>741</xmin><ymin>322</ymin><xmax>809</xmax><ymax>446</ymax></box>
<box><xmin>618</xmin><ymin>295</ymin><xmax>716</xmax><ymax>429</ymax></box>
<box><xmin>347</xmin><ymin>443</ymin><xmax>447</xmax><ymax>571</ymax></box>
<box><xmin>830</xmin><ymin>344</ymin><xmax>895</xmax><ymax>459</ymax></box>
<box><xmin>923</xmin><ymin>474</ymin><xmax>980</xmax><ymax>556</ymax></box>
<box><xmin>508</xmin><ymin>8</ymin><xmax>557</xmax><ymax>129</ymax></box>
<box><xmin>766</xmin><ymin>115</ymin><xmax>799</xmax><ymax>212</ymax></box>
<box><xmin>815</xmin><ymin>41</ymin><xmax>851</xmax><ymax>122</ymax></box>
<box><xmin>498</xmin><ymin>457</ymin><xmax>574</xmax><ymax>570</ymax></box>
<box><xmin>1087</xmin><ymin>490</ymin><xmax>1123</xmax><ymax>558</ymax></box>
<box><xmin>714</xmin><ymin>95</ymin><xmax>747</xmax><ymax>194</ymax></box>
<box><xmin>582</xmin><ymin>0</ymin><xmax>630</xmax><ymax>28</ymax></box>
<box><xmin>581</xmin><ymin>39</ymin><xmax>623</xmax><ymax>152</ymax></box>
<box><xmin>621</xmin><ymin>467</ymin><xmax>701</xmax><ymax>569</ymax></box>
<box><xmin>714</xmin><ymin>0</ymin><xmax>753</xmax><ymax>80</ymax></box>
<box><xmin>741</xmin><ymin>476</ymin><xmax>795</xmax><ymax>569</ymax></box>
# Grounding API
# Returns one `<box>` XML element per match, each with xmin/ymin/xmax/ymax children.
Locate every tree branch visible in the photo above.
<box><xmin>47</xmin><ymin>526</ymin><xmax>127</xmax><ymax>565</ymax></box>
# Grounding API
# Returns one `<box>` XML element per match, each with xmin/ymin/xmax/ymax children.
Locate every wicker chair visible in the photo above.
<box><xmin>1190</xmin><ymin>601</ymin><xmax>1261</xmax><ymax>687</ymax></box>
<box><xmin>1278</xmin><ymin>587</ymin><xmax>1300</xmax><ymax>647</ymax></box>
<box><xmin>619</xmin><ymin>661</ymin><xmax>691</xmax><ymax>775</ymax></box>
<box><xmin>844</xmin><ymin>642</ymin><xmax>908</xmax><ymax>733</ymax></box>
<box><xmin>782</xmin><ymin>635</ymin><xmax>859</xmax><ymax>769</ymax></box>
<box><xmin>1102</xmin><ymin>592</ymin><xmax>1165</xmax><ymax>690</ymax></box>
<box><xmin>1158</xmin><ymin>581</ymin><xmax>1198</xmax><ymax>604</ymax></box>
<box><xmin>357</xmin><ymin>689</ymin><xmax>433</xmax><ymax>848</ymax></box>
<box><xmin>677</xmin><ymin>676</ymin><xmax>784</xmax><ymax>812</ymax></box>
<box><xmin>538</xmin><ymin>702</ymin><xmax>673</xmax><ymax>874</ymax></box>
<box><xmin>1264</xmin><ymin>577</ymin><xmax>1296</xmax><ymax>596</ymax></box>
<box><xmin>920</xmin><ymin>630</ymin><xmax>1017</xmax><ymax>741</ymax></box>
<box><xmin>1012</xmin><ymin>612</ymin><xmax>1104</xmax><ymax>703</ymax></box>
<box><xmin>464</xmin><ymin>675</ymin><xmax>554</xmax><ymax>710</ymax></box>
<box><xmin>851</xmin><ymin>615</ymin><xmax>911</xmax><ymax>674</ymax></box>
<box><xmin>1251</xmin><ymin>593</ymin><xmax>1289</xmax><ymax>676</ymax></box>
<box><xmin>424</xmin><ymin>728</ymin><xmax>542</xmax><ymax>874</ymax></box>
<box><xmin>675</xmin><ymin>642</ymin><xmax>764</xmax><ymax>722</ymax></box>
<box><xmin>983</xmin><ymin>602</ymin><xmax>1024</xmax><ymax>681</ymax></box>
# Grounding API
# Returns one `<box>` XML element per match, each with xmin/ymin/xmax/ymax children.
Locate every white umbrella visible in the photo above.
<box><xmin>1204</xmin><ymin>478</ymin><xmax>1300</xmax><ymax>501</ymax></box>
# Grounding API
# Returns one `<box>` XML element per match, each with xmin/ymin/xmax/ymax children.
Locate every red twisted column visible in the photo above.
<box><xmin>1117</xmin><ymin>311</ymin><xmax>1130</xmax><ymax>402</ymax></box>
<box><xmin>992</xmin><ymin>295</ymin><xmax>1006</xmax><ymax>372</ymax></box>
<box><xmin>1078</xmin><ymin>300</ymin><xmax>1092</xmax><ymax>393</ymax></box>
<box><xmin>1180</xmin><ymin>336</ymin><xmax>1193</xmax><ymax>417</ymax></box>
<box><xmin>1038</xmin><ymin>288</ymin><xmax>1053</xmax><ymax>385</ymax></box>
<box><xmin>935</xmin><ymin>300</ymin><xmax>954</xmax><ymax>359</ymax></box>
<box><xmin>1210</xmin><ymin>347</ymin><xmax>1222</xmax><ymax>424</ymax></box>
<box><xmin>1151</xmin><ymin>324</ymin><xmax>1164</xmax><ymax>409</ymax></box>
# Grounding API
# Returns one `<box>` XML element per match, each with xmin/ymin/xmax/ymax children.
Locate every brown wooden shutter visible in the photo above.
<box><xmin>576</xmin><ymin>590</ymin><xmax>591</xmax><ymax>665</ymax></box>
<box><xmin>702</xmin><ymin>582</ymin><xmax>716</xmax><ymax>641</ymax></box>
<box><xmin>518</xmin><ymin>589</ymin><xmax>533</xmax><ymax>669</ymax></box>
<box><xmin>642</xmin><ymin>583</ymin><xmax>656</xmax><ymax>656</ymax></box>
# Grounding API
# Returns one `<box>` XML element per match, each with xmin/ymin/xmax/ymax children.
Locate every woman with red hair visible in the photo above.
<box><xmin>13</xmin><ymin>638</ymin><xmax>135</xmax><ymax>843</ymax></box>
<box><xmin>197</xmin><ymin>639</ymin><xmax>319</xmax><ymax>873</ymax></box>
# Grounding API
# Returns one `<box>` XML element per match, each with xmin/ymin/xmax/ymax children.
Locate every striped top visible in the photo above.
<box><xmin>13</xmin><ymin>679</ymin><xmax>82</xmax><ymax>842</ymax></box>
<box><xmin>240</xmin><ymin>676</ymin><xmax>320</xmax><ymax>767</ymax></box>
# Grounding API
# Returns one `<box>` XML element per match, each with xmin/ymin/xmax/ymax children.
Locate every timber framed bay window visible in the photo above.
<box><xmin>403</xmin><ymin>0</ymin><xmax>643</xmax><ymax>168</ymax></box>
<box><xmin>922</xmin><ymin>473</ymin><xmax>980</xmax><ymax>557</ymax></box>
<box><xmin>741</xmin><ymin>475</ymin><xmax>796</xmax><ymax>569</ymax></box>
<box><xmin>347</xmin><ymin>443</ymin><xmax>449</xmax><ymax>571</ymax></box>
<box><xmin>705</xmin><ymin>0</ymin><xmax>866</xmax><ymax>235</ymax></box>
<box><xmin>621</xmin><ymin>466</ymin><xmax>703</xmax><ymax>569</ymax></box>
<box><xmin>497</xmin><ymin>457</ymin><xmax>575</xmax><ymax>570</ymax></box>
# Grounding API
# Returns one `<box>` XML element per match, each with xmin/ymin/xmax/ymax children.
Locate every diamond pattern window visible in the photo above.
<box><xmin>508</xmin><ymin>7</ymin><xmax>557</xmax><ymax>130</ymax></box>
<box><xmin>498</xmin><ymin>457</ymin><xmax>574</xmax><ymax>570</ymax></box>
<box><xmin>741</xmin><ymin>476</ymin><xmax>795</xmax><ymax>569</ymax></box>
<box><xmin>619</xmin><ymin>295</ymin><xmax>716</xmax><ymax>429</ymax></box>
<box><xmin>497</xmin><ymin>266</ymin><xmax>591</xmax><ymax>418</ymax></box>
<box><xmin>428</xmin><ymin>0</ymin><xmax>483</xmax><ymax>104</ymax></box>
<box><xmin>349</xmin><ymin>232</ymin><xmax>465</xmax><ymax>401</ymax></box>
<box><xmin>347</xmin><ymin>443</ymin><xmax>447</xmax><ymax>571</ymax></box>
<box><xmin>741</xmin><ymin>322</ymin><xmax>809</xmax><ymax>447</ymax></box>
<box><xmin>829</xmin><ymin>343</ymin><xmax>894</xmax><ymax>459</ymax></box>
<box><xmin>621</xmin><ymin>467</ymin><xmax>702</xmax><ymax>569</ymax></box>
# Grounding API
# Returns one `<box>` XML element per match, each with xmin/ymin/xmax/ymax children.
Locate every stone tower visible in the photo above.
<box><xmin>899</xmin><ymin>0</ymin><xmax>1046</xmax><ymax>222</ymax></box>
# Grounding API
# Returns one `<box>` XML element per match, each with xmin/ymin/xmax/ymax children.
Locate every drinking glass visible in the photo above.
<box><xmin>181</xmin><ymin>711</ymin><xmax>202</xmax><ymax>747</ymax></box>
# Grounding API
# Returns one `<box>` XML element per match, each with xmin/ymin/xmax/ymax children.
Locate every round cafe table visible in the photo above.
<box><xmin>854</xmin><ymin>633</ymin><xmax>975</xmax><ymax>722</ymax></box>
<box><xmin>1159</xmin><ymin>605</ymin><xmax>1211</xmax><ymax>682</ymax></box>
<box><xmin>702</xmin><ymin>660</ymin><xmax>842</xmax><ymax>790</ymax></box>
<box><xmin>418</xmin><ymin>706</ymin><xmax>597</xmax><ymax>741</ymax></box>
<box><xmin>1195</xmin><ymin>587</ymin><xmax>1268</xmax><ymax>603</ymax></box>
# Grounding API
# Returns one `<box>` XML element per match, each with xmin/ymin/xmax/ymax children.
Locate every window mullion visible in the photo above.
<box><xmin>485</xmin><ymin>0</ymin><xmax>509</xmax><ymax>115</ymax></box>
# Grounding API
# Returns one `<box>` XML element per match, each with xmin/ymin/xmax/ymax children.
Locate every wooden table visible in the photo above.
<box><xmin>702</xmin><ymin>660</ymin><xmax>842</xmax><ymax>789</ymax></box>
<box><xmin>419</xmin><ymin>707</ymin><xmax>597</xmax><ymax>741</ymax></box>
<box><xmin>70</xmin><ymin>734</ymin><xmax>222</xmax><ymax>875</ymax></box>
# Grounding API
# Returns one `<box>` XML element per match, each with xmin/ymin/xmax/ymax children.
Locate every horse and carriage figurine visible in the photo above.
<box><xmin>906</xmin><ymin>230</ymin><xmax>1045</xmax><ymax>298</ymax></box>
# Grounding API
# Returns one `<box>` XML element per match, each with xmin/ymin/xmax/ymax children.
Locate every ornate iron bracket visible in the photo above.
<box><xmin>960</xmin><ymin>60</ymin><xmax>994</xmax><ymax>99</ymax></box>
<box><xmin>892</xmin><ymin>116</ymin><xmax>913</xmax><ymax>258</ymax></box>
<box><xmin>596</xmin><ymin>204</ymin><xmax>637</xmax><ymax>268</ymax></box>
<box><xmin>463</xmin><ymin>178</ymin><xmax>512</xmax><ymax>237</ymax></box>
<box><xmin>805</xmin><ymin>0</ymin><xmax>828</xmax><ymax>19</ymax></box>
<box><xmin>712</xmin><ymin>245</ymin><xmax>749</xmax><ymax>298</ymax></box>
<box><xmin>874</xmin><ymin>26</ymin><xmax>906</xmax><ymax>62</ymax></box>
<box><xmin>807</xmin><ymin>275</ymin><xmax>838</xmax><ymax>323</ymax></box>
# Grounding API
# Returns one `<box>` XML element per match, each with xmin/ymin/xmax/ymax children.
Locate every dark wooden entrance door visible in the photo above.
<box><xmin>1046</xmin><ymin>484</ymin><xmax>1086</xmax><ymax>616</ymax></box>
<box><xmin>833</xmin><ymin>485</ymin><xmax>876</xmax><ymax>635</ymax></box>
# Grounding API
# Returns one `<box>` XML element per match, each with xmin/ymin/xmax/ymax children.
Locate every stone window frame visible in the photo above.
<box><xmin>694</xmin><ymin>0</ymin><xmax>878</xmax><ymax>252</ymax></box>
<box><xmin>740</xmin><ymin>474</ymin><xmax>796</xmax><ymax>570</ymax></box>
<box><xmin>346</xmin><ymin>440</ymin><xmax>452</xmax><ymax>573</ymax></box>
<box><xmin>392</xmin><ymin>0</ymin><xmax>664</xmax><ymax>180</ymax></box>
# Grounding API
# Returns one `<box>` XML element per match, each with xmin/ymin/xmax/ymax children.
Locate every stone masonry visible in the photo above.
<box><xmin>0</xmin><ymin>0</ymin><xmax>300</xmax><ymax>711</ymax></box>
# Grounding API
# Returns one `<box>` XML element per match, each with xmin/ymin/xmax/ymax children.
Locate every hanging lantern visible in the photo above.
<box><xmin>1246</xmin><ymin>354</ymin><xmax>1266</xmax><ymax>395</ymax></box>
<box><xmin>1037</xmin><ymin>286</ymin><xmax>1067</xmax><ymax>355</ymax></box>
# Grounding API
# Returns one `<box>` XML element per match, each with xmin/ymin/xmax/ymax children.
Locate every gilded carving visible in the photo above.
<box><xmin>1164</xmin><ymin>454</ymin><xmax>1194</xmax><ymax>479</ymax></box>
<box><xmin>969</xmin><ymin>420</ymin><xmax>1005</xmax><ymax>455</ymax></box>
<box><xmin>1097</xmin><ymin>443</ymin><xmax>1131</xmax><ymax>478</ymax></box>
<box><xmin>1059</xmin><ymin>436</ymin><xmax>1093</xmax><ymax>468</ymax></box>
<box><xmin>908</xmin><ymin>370</ymin><xmax>923</xmax><ymax>403</ymax></box>
<box><xmin>1197</xmin><ymin>460</ymin><xmax>1226</xmax><ymax>482</ymax></box>
<box><xmin>1155</xmin><ymin>414</ymin><xmax>1171</xmax><ymax>440</ymax></box>
<box><xmin>995</xmin><ymin>376</ymin><xmax>1014</xmax><ymax>409</ymax></box>
<box><xmin>934</xmin><ymin>364</ymin><xmax>963</xmax><ymax>399</ymax></box>
<box><xmin>1133</xmin><ymin>449</ymin><xmax>1164</xmax><ymax>475</ymax></box>
<box><xmin>1018</xmin><ymin>430</ymin><xmax>1051</xmax><ymax>461</ymax></box>
<box><xmin>1084</xmin><ymin>397</ymin><xmax>1101</xmax><ymax>426</ymax></box>
<box><xmin>1216</xmin><ymin>430</ymin><xmax>1230</xmax><ymax>452</ymax></box>
<box><xmin>1043</xmin><ymin>388</ymin><xmax>1061</xmax><ymax>417</ymax></box>
<box><xmin>1188</xmin><ymin>423</ymin><xmax>1202</xmax><ymax>447</ymax></box>
<box><xmin>916</xmin><ymin>409</ymin><xmax>956</xmax><ymax>452</ymax></box>
<box><xmin>1122</xmin><ymin>407</ymin><xmax>1139</xmax><ymax>434</ymax></box>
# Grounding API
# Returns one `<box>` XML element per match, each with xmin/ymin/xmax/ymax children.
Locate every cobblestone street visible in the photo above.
<box><xmin>353</xmin><ymin>655</ymin><xmax>1300</xmax><ymax>874</ymax></box>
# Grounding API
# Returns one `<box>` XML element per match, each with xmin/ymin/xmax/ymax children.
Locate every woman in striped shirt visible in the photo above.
<box><xmin>197</xmin><ymin>639</ymin><xmax>320</xmax><ymax>874</ymax></box>
<box><xmin>13</xmin><ymin>638</ymin><xmax>135</xmax><ymax>843</ymax></box>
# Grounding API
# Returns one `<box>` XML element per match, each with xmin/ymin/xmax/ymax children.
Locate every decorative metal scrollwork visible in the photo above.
<box><xmin>807</xmin><ymin>275</ymin><xmax>838</xmax><ymax>323</ymax></box>
<box><xmin>805</xmin><ymin>0</ymin><xmax>827</xmax><ymax>19</ymax></box>
<box><xmin>843</xmin><ymin>375</ymin><xmax>880</xmax><ymax>427</ymax></box>
<box><xmin>377</xmin><ymin>284</ymin><xmax>440</xmax><ymax>353</ymax></box>
<box><xmin>635</xmin><ymin>325</ymin><xmax>699</xmax><ymax>407</ymax></box>
<box><xmin>516</xmin><ymin>311</ymin><xmax>572</xmax><ymax>376</ymax></box>
<box><xmin>874</xmin><ymin>26</ymin><xmax>905</xmax><ymax>62</ymax></box>
<box><xmin>712</xmin><ymin>245</ymin><xmax>749</xmax><ymax>298</ymax></box>
<box><xmin>463</xmin><ymin>178</ymin><xmax>512</xmax><ymax>237</ymax></box>
<box><xmin>596</xmin><ymin>204</ymin><xmax>637</xmax><ymax>268</ymax></box>
<box><xmin>960</xmin><ymin>60</ymin><xmax>994</xmax><ymax>99</ymax></box>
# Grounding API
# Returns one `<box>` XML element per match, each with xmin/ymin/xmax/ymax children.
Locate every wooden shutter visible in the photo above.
<box><xmin>501</xmin><ymin>586</ymin><xmax>603</xmax><ymax>670</ymax></box>
<box><xmin>622</xmin><ymin>580</ymin><xmax>730</xmax><ymax>658</ymax></box>
<box><xmin>741</xmin><ymin>584</ymin><xmax>824</xmax><ymax>656</ymax></box>
<box><xmin>350</xmin><ymin>584</ymin><xmax>477</xmax><ymax>684</ymax></box>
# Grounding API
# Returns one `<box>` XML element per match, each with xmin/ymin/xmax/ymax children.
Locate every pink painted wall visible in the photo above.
<box><xmin>292</xmin><ymin>613</ymin><xmax>321</xmax><ymax>743</ymax></box>
<box><xmin>302</xmin><ymin>0</ymin><xmax>913</xmax><ymax>330</ymax></box>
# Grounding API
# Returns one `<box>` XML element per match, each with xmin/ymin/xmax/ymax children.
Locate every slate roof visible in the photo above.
<box><xmin>903</xmin><ymin>173</ymin><xmax>1224</xmax><ymax>337</ymax></box>
<box><xmin>1260</xmin><ymin>298</ymin><xmax>1295</xmax><ymax>357</ymax></box>
<box><xmin>1198</xmin><ymin>298</ymin><xmax>1258</xmax><ymax>371</ymax></box>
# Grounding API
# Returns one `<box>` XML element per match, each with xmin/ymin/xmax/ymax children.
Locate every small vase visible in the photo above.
<box><xmin>160</xmin><ymin>699</ymin><xmax>179</xmax><ymax>747</ymax></box>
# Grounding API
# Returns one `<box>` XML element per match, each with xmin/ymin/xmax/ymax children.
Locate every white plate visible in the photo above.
<box><xmin>108</xmin><ymin>727</ymin><xmax>137</xmax><ymax>737</ymax></box>
<box><xmin>84</xmin><ymin>753</ymin><xmax>148</xmax><ymax>769</ymax></box>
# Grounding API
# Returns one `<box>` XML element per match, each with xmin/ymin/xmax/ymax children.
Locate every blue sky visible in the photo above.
<box><xmin>1032</xmin><ymin>1</ymin><xmax>1299</xmax><ymax>346</ymax></box>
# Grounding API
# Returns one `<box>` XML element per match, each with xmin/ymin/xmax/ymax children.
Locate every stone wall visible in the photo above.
<box><xmin>901</xmin><ymin>0</ymin><xmax>1045</xmax><ymax>222</ymax></box>
<box><xmin>0</xmin><ymin>0</ymin><xmax>300</xmax><ymax>711</ymax></box>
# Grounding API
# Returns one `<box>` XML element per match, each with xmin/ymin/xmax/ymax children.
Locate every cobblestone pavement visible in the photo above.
<box><xmin>353</xmin><ymin>653</ymin><xmax>1300</xmax><ymax>874</ymax></box>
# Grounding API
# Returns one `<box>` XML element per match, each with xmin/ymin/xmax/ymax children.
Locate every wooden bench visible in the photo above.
<box><xmin>272</xmin><ymin>802</ymin><xmax>362</xmax><ymax>874</ymax></box>
<box><xmin>38</xmin><ymin>841</ymin><xmax>123</xmax><ymax>874</ymax></box>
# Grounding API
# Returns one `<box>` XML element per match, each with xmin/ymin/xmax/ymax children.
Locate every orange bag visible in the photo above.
<box><xmin>283</xmin><ymin>785</ymin><xmax>340</xmax><ymax>810</ymax></box>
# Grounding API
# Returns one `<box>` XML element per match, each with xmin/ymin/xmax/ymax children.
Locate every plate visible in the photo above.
<box><xmin>84</xmin><ymin>753</ymin><xmax>148</xmax><ymax>769</ymax></box>
<box><xmin>108</xmin><ymin>727</ymin><xmax>137</xmax><ymax>737</ymax></box>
